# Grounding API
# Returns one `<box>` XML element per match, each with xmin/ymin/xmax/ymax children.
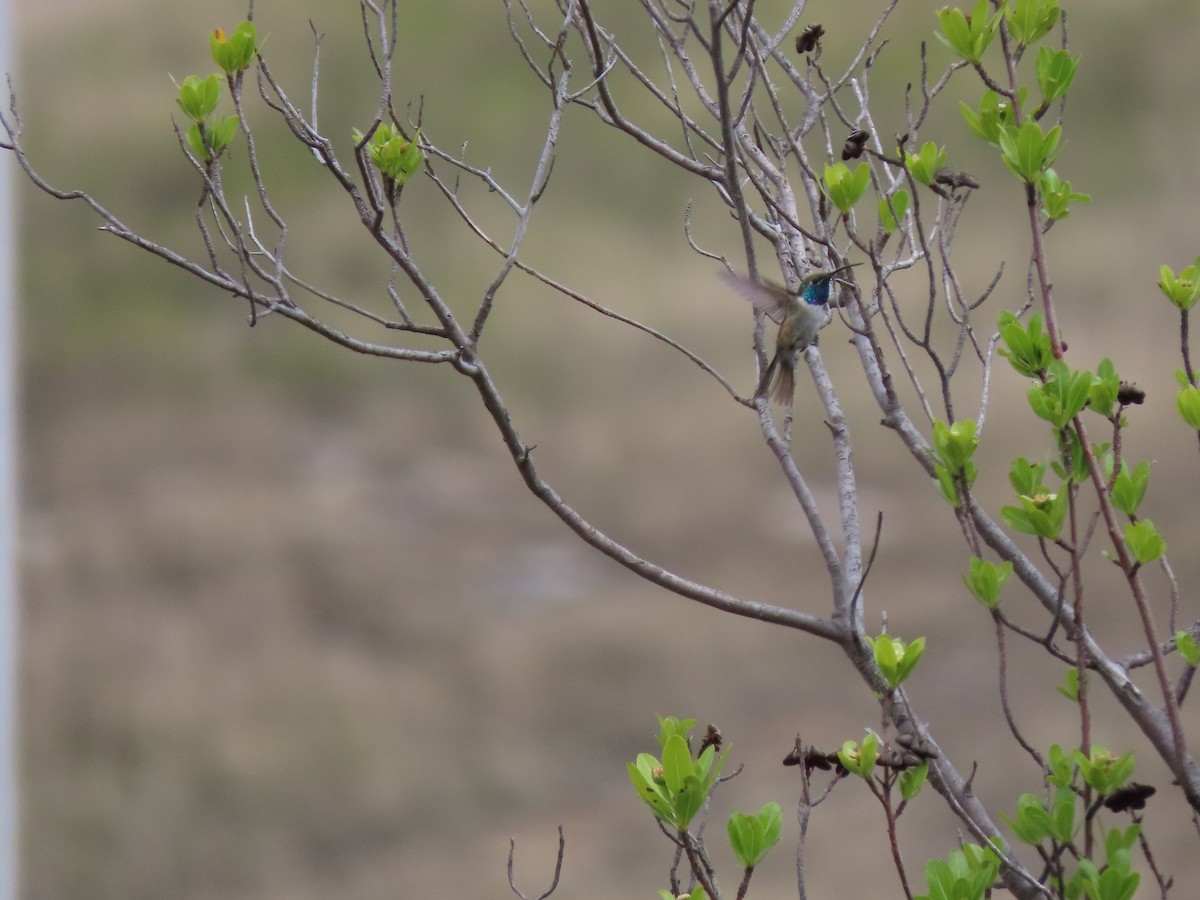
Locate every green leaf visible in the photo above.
<box><xmin>998</xmin><ymin>120</ymin><xmax>1061</xmax><ymax>183</ymax></box>
<box><xmin>210</xmin><ymin>21</ymin><xmax>258</xmax><ymax>74</ymax></box>
<box><xmin>837</xmin><ymin>733</ymin><xmax>881</xmax><ymax>781</ymax></box>
<box><xmin>1176</xmin><ymin>630</ymin><xmax>1199</xmax><ymax>667</ymax></box>
<box><xmin>997</xmin><ymin>310</ymin><xmax>1053</xmax><ymax>377</ymax></box>
<box><xmin>628</xmin><ymin>756</ymin><xmax>675</xmax><ymax>824</ymax></box>
<box><xmin>356</xmin><ymin>123</ymin><xmax>425</xmax><ymax>185</ymax></box>
<box><xmin>655</xmin><ymin>715</ymin><xmax>698</xmax><ymax>748</ymax></box>
<box><xmin>919</xmin><ymin>843</ymin><xmax>1001</xmax><ymax>900</ymax></box>
<box><xmin>1001</xmin><ymin>792</ymin><xmax>1056</xmax><ymax>845</ymax></box>
<box><xmin>1036</xmin><ymin>46</ymin><xmax>1079</xmax><ymax>104</ymax></box>
<box><xmin>1176</xmin><ymin>384</ymin><xmax>1200</xmax><ymax>429</ymax></box>
<box><xmin>935</xmin><ymin>0</ymin><xmax>1001</xmax><ymax>63</ymax></box>
<box><xmin>185</xmin><ymin>123</ymin><xmax>207</xmax><ymax>161</ymax></box>
<box><xmin>1111</xmin><ymin>460</ymin><xmax>1150</xmax><ymax>517</ymax></box>
<box><xmin>1038</xmin><ymin>168</ymin><xmax>1090</xmax><ymax>220</ymax></box>
<box><xmin>207</xmin><ymin>114</ymin><xmax>239</xmax><ymax>157</ymax></box>
<box><xmin>1028</xmin><ymin>359</ymin><xmax>1092</xmax><ymax>429</ymax></box>
<box><xmin>661</xmin><ymin>734</ymin><xmax>693</xmax><ymax>795</ymax></box>
<box><xmin>900</xmin><ymin>761</ymin><xmax>928</xmax><ymax>801</ymax></box>
<box><xmin>1006</xmin><ymin>0</ymin><xmax>1060</xmax><ymax>46</ymax></box>
<box><xmin>1047</xmin><ymin>743</ymin><xmax>1074</xmax><ymax>786</ymax></box>
<box><xmin>867</xmin><ymin>634</ymin><xmax>925</xmax><ymax>690</ymax></box>
<box><xmin>960</xmin><ymin>88</ymin><xmax>1020</xmax><ymax>147</ymax></box>
<box><xmin>1087</xmin><ymin>358</ymin><xmax>1120</xmax><ymax>419</ymax></box>
<box><xmin>176</xmin><ymin>73</ymin><xmax>222</xmax><ymax>122</ymax></box>
<box><xmin>824</xmin><ymin>162</ymin><xmax>871</xmax><ymax>214</ymax></box>
<box><xmin>879</xmin><ymin>189</ymin><xmax>910</xmax><ymax>234</ymax></box>
<box><xmin>1074</xmin><ymin>746</ymin><xmax>1135</xmax><ymax>795</ymax></box>
<box><xmin>1056</xmin><ymin>667</ymin><xmax>1080</xmax><ymax>701</ymax></box>
<box><xmin>727</xmin><ymin>803</ymin><xmax>782</xmax><ymax>868</ymax></box>
<box><xmin>964</xmin><ymin>556</ymin><xmax>1013</xmax><ymax>609</ymax></box>
<box><xmin>1001</xmin><ymin>489</ymin><xmax>1067</xmax><ymax>540</ymax></box>
<box><xmin>904</xmin><ymin>142</ymin><xmax>949</xmax><ymax>186</ymax></box>
<box><xmin>1158</xmin><ymin>261</ymin><xmax>1200</xmax><ymax>310</ymax></box>
<box><xmin>933</xmin><ymin>419</ymin><xmax>978</xmax><ymax>473</ymax></box>
<box><xmin>1008</xmin><ymin>457</ymin><xmax>1047</xmax><ymax>496</ymax></box>
<box><xmin>1124</xmin><ymin>519</ymin><xmax>1165</xmax><ymax>564</ymax></box>
<box><xmin>933</xmin><ymin>461</ymin><xmax>963</xmax><ymax>508</ymax></box>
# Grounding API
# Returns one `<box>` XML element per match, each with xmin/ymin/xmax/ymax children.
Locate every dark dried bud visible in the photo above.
<box><xmin>1103</xmin><ymin>782</ymin><xmax>1156</xmax><ymax>813</ymax></box>
<box><xmin>782</xmin><ymin>734</ymin><xmax>804</xmax><ymax>766</ymax></box>
<box><xmin>933</xmin><ymin>167</ymin><xmax>981</xmax><ymax>191</ymax></box>
<box><xmin>795</xmin><ymin>23</ymin><xmax>825</xmax><ymax>54</ymax></box>
<box><xmin>895</xmin><ymin>731</ymin><xmax>940</xmax><ymax>759</ymax></box>
<box><xmin>698</xmin><ymin>723</ymin><xmax>723</xmax><ymax>754</ymax></box>
<box><xmin>842</xmin><ymin>129</ymin><xmax>869</xmax><ymax>160</ymax></box>
<box><xmin>1117</xmin><ymin>381</ymin><xmax>1146</xmax><ymax>405</ymax></box>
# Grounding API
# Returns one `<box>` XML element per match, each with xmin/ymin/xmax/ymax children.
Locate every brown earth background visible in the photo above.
<box><xmin>14</xmin><ymin>1</ymin><xmax>1200</xmax><ymax>898</ymax></box>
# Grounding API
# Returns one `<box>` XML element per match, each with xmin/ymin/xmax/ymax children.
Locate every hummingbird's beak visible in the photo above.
<box><xmin>801</xmin><ymin>261</ymin><xmax>860</xmax><ymax>286</ymax></box>
<box><xmin>831</xmin><ymin>262</ymin><xmax>860</xmax><ymax>286</ymax></box>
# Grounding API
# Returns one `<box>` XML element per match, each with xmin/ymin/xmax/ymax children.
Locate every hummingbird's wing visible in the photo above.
<box><xmin>719</xmin><ymin>271</ymin><xmax>789</xmax><ymax>324</ymax></box>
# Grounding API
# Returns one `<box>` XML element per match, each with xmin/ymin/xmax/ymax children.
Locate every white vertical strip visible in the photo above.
<box><xmin>0</xmin><ymin>0</ymin><xmax>17</xmax><ymax>893</ymax></box>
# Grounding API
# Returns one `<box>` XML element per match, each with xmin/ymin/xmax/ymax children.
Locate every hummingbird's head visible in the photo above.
<box><xmin>799</xmin><ymin>262</ymin><xmax>859</xmax><ymax>305</ymax></box>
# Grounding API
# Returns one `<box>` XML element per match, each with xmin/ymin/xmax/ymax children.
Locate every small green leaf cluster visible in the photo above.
<box><xmin>1039</xmin><ymin>168</ymin><xmax>1090</xmax><ymax>221</ymax></box>
<box><xmin>960</xmin><ymin>88</ymin><xmax>1021</xmax><ymax>145</ymax></box>
<box><xmin>1071</xmin><ymin>827</ymin><xmax>1141</xmax><ymax>900</ymax></box>
<box><xmin>1175</xmin><ymin>370</ymin><xmax>1200</xmax><ymax>429</ymax></box>
<box><xmin>1087</xmin><ymin>359</ymin><xmax>1120</xmax><ymax>420</ymax></box>
<box><xmin>836</xmin><ymin>732</ymin><xmax>881</xmax><ymax>781</ymax></box>
<box><xmin>627</xmin><ymin>716</ymin><xmax>727</xmax><ymax>830</ymax></box>
<box><xmin>931</xmin><ymin>419</ymin><xmax>978</xmax><ymax>507</ymax></box>
<box><xmin>352</xmin><ymin>123</ymin><xmax>424</xmax><ymax>186</ymax></box>
<box><xmin>963</xmin><ymin>556</ymin><xmax>1013</xmax><ymax>609</ymax></box>
<box><xmin>915</xmin><ymin>842</ymin><xmax>1002</xmax><ymax>900</ymax></box>
<box><xmin>1000</xmin><ymin>457</ymin><xmax>1067</xmax><ymax>540</ymax></box>
<box><xmin>1006</xmin><ymin>0</ymin><xmax>1060</xmax><ymax>46</ymax></box>
<box><xmin>996</xmin><ymin>311</ymin><xmax>1162</xmax><ymax>546</ymax></box>
<box><xmin>904</xmin><ymin>142</ymin><xmax>948</xmax><ymax>185</ymax></box>
<box><xmin>171</xmin><ymin>21</ymin><xmax>257</xmax><ymax>163</ymax></box>
<box><xmin>935</xmin><ymin>0</ymin><xmax>1002</xmax><ymax>63</ymax></box>
<box><xmin>726</xmin><ymin>803</ymin><xmax>782</xmax><ymax>868</ymax></box>
<box><xmin>1175</xmin><ymin>631</ymin><xmax>1199</xmax><ymax>667</ymax></box>
<box><xmin>1108</xmin><ymin>458</ymin><xmax>1149</xmax><ymax>517</ymax></box>
<box><xmin>630</xmin><ymin>717</ymin><xmax>784</xmax><ymax>894</ymax></box>
<box><xmin>1027</xmin><ymin>359</ymin><xmax>1091</xmax><ymax>429</ymax></box>
<box><xmin>866</xmin><ymin>633</ymin><xmax>926</xmax><ymax>691</ymax></box>
<box><xmin>1157</xmin><ymin>259</ymin><xmax>1200</xmax><ymax>310</ymax></box>
<box><xmin>210</xmin><ymin>21</ymin><xmax>257</xmax><ymax>75</ymax></box>
<box><xmin>878</xmin><ymin>189</ymin><xmax>909</xmax><ymax>234</ymax></box>
<box><xmin>1123</xmin><ymin>519</ymin><xmax>1165</xmax><ymax>565</ymax></box>
<box><xmin>1000</xmin><ymin>745</ymin><xmax>1143</xmax><ymax>900</ymax></box>
<box><xmin>996</xmin><ymin>311</ymin><xmax>1053</xmax><ymax>377</ymax></box>
<box><xmin>945</xmin><ymin>0</ymin><xmax>1088</xmax><ymax>218</ymax></box>
<box><xmin>1035</xmin><ymin>45</ymin><xmax>1079</xmax><ymax>105</ymax></box>
<box><xmin>1057</xmin><ymin>666</ymin><xmax>1081</xmax><ymax>701</ymax></box>
<box><xmin>823</xmin><ymin>162</ymin><xmax>871</xmax><ymax>215</ymax></box>
<box><xmin>175</xmin><ymin>74</ymin><xmax>238</xmax><ymax>163</ymax></box>
<box><xmin>997</xmin><ymin>120</ymin><xmax>1060</xmax><ymax>184</ymax></box>
<box><xmin>899</xmin><ymin>760</ymin><xmax>929</xmax><ymax>801</ymax></box>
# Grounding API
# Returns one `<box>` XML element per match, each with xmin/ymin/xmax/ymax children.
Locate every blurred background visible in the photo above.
<box><xmin>13</xmin><ymin>1</ymin><xmax>1200</xmax><ymax>897</ymax></box>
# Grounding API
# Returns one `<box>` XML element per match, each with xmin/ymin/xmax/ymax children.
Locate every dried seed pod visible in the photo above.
<box><xmin>796</xmin><ymin>23</ymin><xmax>825</xmax><ymax>55</ymax></box>
<box><xmin>842</xmin><ymin>129</ymin><xmax>869</xmax><ymax>160</ymax></box>
<box><xmin>1117</xmin><ymin>381</ymin><xmax>1146</xmax><ymax>405</ymax></box>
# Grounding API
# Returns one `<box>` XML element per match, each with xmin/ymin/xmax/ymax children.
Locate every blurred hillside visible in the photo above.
<box><xmin>14</xmin><ymin>1</ymin><xmax>1200</xmax><ymax>898</ymax></box>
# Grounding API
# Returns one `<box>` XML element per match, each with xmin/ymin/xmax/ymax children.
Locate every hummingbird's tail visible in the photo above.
<box><xmin>772</xmin><ymin>359</ymin><xmax>795</xmax><ymax>405</ymax></box>
<box><xmin>755</xmin><ymin>355</ymin><xmax>778</xmax><ymax>400</ymax></box>
<box><xmin>756</xmin><ymin>354</ymin><xmax>795</xmax><ymax>405</ymax></box>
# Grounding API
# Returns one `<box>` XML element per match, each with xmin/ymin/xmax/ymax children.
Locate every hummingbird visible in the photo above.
<box><xmin>721</xmin><ymin>263</ymin><xmax>858</xmax><ymax>404</ymax></box>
